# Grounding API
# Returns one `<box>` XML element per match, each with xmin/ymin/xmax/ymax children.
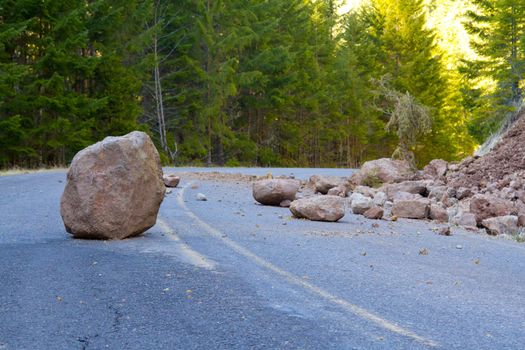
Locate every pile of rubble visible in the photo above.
<box><xmin>252</xmin><ymin>114</ymin><xmax>525</xmax><ymax>237</ymax></box>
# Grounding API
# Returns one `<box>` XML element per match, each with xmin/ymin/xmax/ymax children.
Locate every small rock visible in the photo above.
<box><xmin>363</xmin><ymin>207</ymin><xmax>384</xmax><ymax>220</ymax></box>
<box><xmin>327</xmin><ymin>185</ymin><xmax>348</xmax><ymax>197</ymax></box>
<box><xmin>419</xmin><ymin>248</ymin><xmax>429</xmax><ymax>255</ymax></box>
<box><xmin>350</xmin><ymin>193</ymin><xmax>373</xmax><ymax>214</ymax></box>
<box><xmin>163</xmin><ymin>174</ymin><xmax>180</xmax><ymax>188</ymax></box>
<box><xmin>196</xmin><ymin>193</ymin><xmax>207</xmax><ymax>201</ymax></box>
<box><xmin>279</xmin><ymin>199</ymin><xmax>292</xmax><ymax>207</ymax></box>
<box><xmin>456</xmin><ymin>245</ymin><xmax>463</xmax><ymax>249</ymax></box>
<box><xmin>438</xmin><ymin>226</ymin><xmax>451</xmax><ymax>236</ymax></box>
<box><xmin>309</xmin><ymin>175</ymin><xmax>348</xmax><ymax>194</ymax></box>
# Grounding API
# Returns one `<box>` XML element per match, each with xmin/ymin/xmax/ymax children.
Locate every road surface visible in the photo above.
<box><xmin>0</xmin><ymin>168</ymin><xmax>524</xmax><ymax>349</ymax></box>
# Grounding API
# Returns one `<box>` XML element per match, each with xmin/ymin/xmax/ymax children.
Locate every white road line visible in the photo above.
<box><xmin>177</xmin><ymin>181</ymin><xmax>439</xmax><ymax>348</ymax></box>
<box><xmin>157</xmin><ymin>217</ymin><xmax>216</xmax><ymax>270</ymax></box>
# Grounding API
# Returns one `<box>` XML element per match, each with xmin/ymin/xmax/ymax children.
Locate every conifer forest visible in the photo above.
<box><xmin>1</xmin><ymin>0</ymin><xmax>524</xmax><ymax>168</ymax></box>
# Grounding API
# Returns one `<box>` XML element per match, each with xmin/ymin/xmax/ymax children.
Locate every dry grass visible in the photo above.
<box><xmin>0</xmin><ymin>166</ymin><xmax>67</xmax><ymax>177</ymax></box>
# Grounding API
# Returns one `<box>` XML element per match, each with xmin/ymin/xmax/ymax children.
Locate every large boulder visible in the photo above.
<box><xmin>481</xmin><ymin>215</ymin><xmax>518</xmax><ymax>235</ymax></box>
<box><xmin>350</xmin><ymin>158</ymin><xmax>416</xmax><ymax>186</ymax></box>
<box><xmin>392</xmin><ymin>197</ymin><xmax>430</xmax><ymax>219</ymax></box>
<box><xmin>469</xmin><ymin>194</ymin><xmax>516</xmax><ymax>224</ymax></box>
<box><xmin>60</xmin><ymin>131</ymin><xmax>165</xmax><ymax>240</ymax></box>
<box><xmin>350</xmin><ymin>193</ymin><xmax>373</xmax><ymax>214</ymax></box>
<box><xmin>290</xmin><ymin>195</ymin><xmax>345</xmax><ymax>222</ymax></box>
<box><xmin>309</xmin><ymin>175</ymin><xmax>348</xmax><ymax>194</ymax></box>
<box><xmin>253</xmin><ymin>179</ymin><xmax>300</xmax><ymax>206</ymax></box>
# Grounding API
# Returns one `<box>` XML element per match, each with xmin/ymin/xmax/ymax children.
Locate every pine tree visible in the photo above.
<box><xmin>463</xmin><ymin>0</ymin><xmax>525</xmax><ymax>140</ymax></box>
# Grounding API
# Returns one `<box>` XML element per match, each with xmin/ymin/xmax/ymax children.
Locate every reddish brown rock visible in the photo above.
<box><xmin>392</xmin><ymin>197</ymin><xmax>430</xmax><ymax>219</ymax></box>
<box><xmin>423</xmin><ymin>159</ymin><xmax>448</xmax><ymax>179</ymax></box>
<box><xmin>253</xmin><ymin>179</ymin><xmax>300</xmax><ymax>206</ymax></box>
<box><xmin>290</xmin><ymin>195</ymin><xmax>345</xmax><ymax>222</ymax></box>
<box><xmin>481</xmin><ymin>215</ymin><xmax>518</xmax><ymax>235</ymax></box>
<box><xmin>163</xmin><ymin>174</ymin><xmax>180</xmax><ymax>187</ymax></box>
<box><xmin>429</xmin><ymin>204</ymin><xmax>448</xmax><ymax>222</ymax></box>
<box><xmin>60</xmin><ymin>131</ymin><xmax>165</xmax><ymax>240</ymax></box>
<box><xmin>469</xmin><ymin>194</ymin><xmax>516</xmax><ymax>224</ymax></box>
<box><xmin>363</xmin><ymin>207</ymin><xmax>384</xmax><ymax>220</ymax></box>
<box><xmin>309</xmin><ymin>175</ymin><xmax>347</xmax><ymax>194</ymax></box>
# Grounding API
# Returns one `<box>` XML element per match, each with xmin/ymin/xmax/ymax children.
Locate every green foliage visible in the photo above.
<box><xmin>1</xmin><ymin>0</ymin><xmax>516</xmax><ymax>169</ymax></box>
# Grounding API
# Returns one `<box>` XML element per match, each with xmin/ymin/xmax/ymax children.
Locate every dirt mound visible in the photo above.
<box><xmin>447</xmin><ymin>112</ymin><xmax>525</xmax><ymax>190</ymax></box>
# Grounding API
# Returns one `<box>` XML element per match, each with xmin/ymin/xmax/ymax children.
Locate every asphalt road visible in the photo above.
<box><xmin>1</xmin><ymin>168</ymin><xmax>524</xmax><ymax>349</ymax></box>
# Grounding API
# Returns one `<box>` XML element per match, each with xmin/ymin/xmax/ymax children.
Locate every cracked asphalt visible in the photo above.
<box><xmin>1</xmin><ymin>168</ymin><xmax>524</xmax><ymax>349</ymax></box>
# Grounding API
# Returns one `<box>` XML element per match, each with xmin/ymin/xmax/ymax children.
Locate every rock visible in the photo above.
<box><xmin>392</xmin><ymin>197</ymin><xmax>430</xmax><ymax>219</ymax></box>
<box><xmin>163</xmin><ymin>174</ymin><xmax>180</xmax><ymax>188</ymax></box>
<box><xmin>392</xmin><ymin>191</ymin><xmax>419</xmax><ymax>201</ymax></box>
<box><xmin>481</xmin><ymin>215</ymin><xmax>518</xmax><ymax>235</ymax></box>
<box><xmin>427</xmin><ymin>185</ymin><xmax>447</xmax><ymax>200</ymax></box>
<box><xmin>309</xmin><ymin>175</ymin><xmax>347</xmax><ymax>194</ymax></box>
<box><xmin>456</xmin><ymin>187</ymin><xmax>473</xmax><ymax>200</ymax></box>
<box><xmin>253</xmin><ymin>179</ymin><xmax>300</xmax><ymax>206</ymax></box>
<box><xmin>279</xmin><ymin>199</ymin><xmax>292</xmax><ymax>207</ymax></box>
<box><xmin>438</xmin><ymin>226</ymin><xmax>451</xmax><ymax>236</ymax></box>
<box><xmin>423</xmin><ymin>159</ymin><xmax>448</xmax><ymax>179</ymax></box>
<box><xmin>383</xmin><ymin>180</ymin><xmax>427</xmax><ymax>200</ymax></box>
<box><xmin>354</xmin><ymin>186</ymin><xmax>377</xmax><ymax>198</ymax></box>
<box><xmin>196</xmin><ymin>193</ymin><xmax>207</xmax><ymax>201</ymax></box>
<box><xmin>518</xmin><ymin>214</ymin><xmax>525</xmax><ymax>227</ymax></box>
<box><xmin>350</xmin><ymin>158</ymin><xmax>416</xmax><ymax>186</ymax></box>
<box><xmin>373</xmin><ymin>191</ymin><xmax>388</xmax><ymax>206</ymax></box>
<box><xmin>363</xmin><ymin>207</ymin><xmax>384</xmax><ymax>220</ymax></box>
<box><xmin>60</xmin><ymin>131</ymin><xmax>165</xmax><ymax>240</ymax></box>
<box><xmin>451</xmin><ymin>212</ymin><xmax>477</xmax><ymax>229</ymax></box>
<box><xmin>469</xmin><ymin>194</ymin><xmax>516</xmax><ymax>224</ymax></box>
<box><xmin>429</xmin><ymin>204</ymin><xmax>448</xmax><ymax>222</ymax></box>
<box><xmin>327</xmin><ymin>185</ymin><xmax>348</xmax><ymax>197</ymax></box>
<box><xmin>350</xmin><ymin>193</ymin><xmax>373</xmax><ymax>214</ymax></box>
<box><xmin>290</xmin><ymin>195</ymin><xmax>345</xmax><ymax>222</ymax></box>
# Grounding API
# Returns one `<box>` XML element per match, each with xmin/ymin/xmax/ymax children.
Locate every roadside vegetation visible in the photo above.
<box><xmin>1</xmin><ymin>0</ymin><xmax>524</xmax><ymax>168</ymax></box>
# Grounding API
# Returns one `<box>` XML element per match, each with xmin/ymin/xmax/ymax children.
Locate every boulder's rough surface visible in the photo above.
<box><xmin>290</xmin><ymin>196</ymin><xmax>345</xmax><ymax>222</ymax></box>
<box><xmin>253</xmin><ymin>179</ymin><xmax>300</xmax><ymax>206</ymax></box>
<box><xmin>354</xmin><ymin>186</ymin><xmax>377</xmax><ymax>198</ymax></box>
<box><xmin>327</xmin><ymin>185</ymin><xmax>348</xmax><ymax>197</ymax></box>
<box><xmin>481</xmin><ymin>215</ymin><xmax>518</xmax><ymax>235</ymax></box>
<box><xmin>60</xmin><ymin>131</ymin><xmax>165</xmax><ymax>240</ymax></box>
<box><xmin>451</xmin><ymin>212</ymin><xmax>478</xmax><ymax>229</ymax></box>
<box><xmin>363</xmin><ymin>207</ymin><xmax>384</xmax><ymax>220</ymax></box>
<box><xmin>384</xmin><ymin>181</ymin><xmax>427</xmax><ymax>200</ymax></box>
<box><xmin>350</xmin><ymin>193</ymin><xmax>373</xmax><ymax>214</ymax></box>
<box><xmin>392</xmin><ymin>197</ymin><xmax>430</xmax><ymax>219</ymax></box>
<box><xmin>469</xmin><ymin>194</ymin><xmax>516</xmax><ymax>224</ymax></box>
<box><xmin>429</xmin><ymin>204</ymin><xmax>449</xmax><ymax>222</ymax></box>
<box><xmin>163</xmin><ymin>174</ymin><xmax>180</xmax><ymax>188</ymax></box>
<box><xmin>351</xmin><ymin>158</ymin><xmax>416</xmax><ymax>186</ymax></box>
<box><xmin>373</xmin><ymin>191</ymin><xmax>388</xmax><ymax>206</ymax></box>
<box><xmin>423</xmin><ymin>159</ymin><xmax>448</xmax><ymax>179</ymax></box>
<box><xmin>310</xmin><ymin>175</ymin><xmax>347</xmax><ymax>194</ymax></box>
